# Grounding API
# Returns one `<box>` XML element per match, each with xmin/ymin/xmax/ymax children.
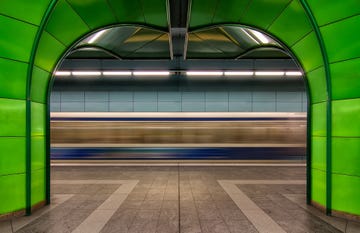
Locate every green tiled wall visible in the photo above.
<box><xmin>311</xmin><ymin>168</ymin><xmax>326</xmax><ymax>206</ymax></box>
<box><xmin>330</xmin><ymin>58</ymin><xmax>360</xmax><ymax>100</ymax></box>
<box><xmin>0</xmin><ymin>174</ymin><xmax>26</xmax><ymax>214</ymax></box>
<box><xmin>0</xmin><ymin>98</ymin><xmax>26</xmax><ymax>137</ymax></box>
<box><xmin>0</xmin><ymin>137</ymin><xmax>26</xmax><ymax>176</ymax></box>
<box><xmin>0</xmin><ymin>58</ymin><xmax>27</xmax><ymax>100</ymax></box>
<box><xmin>0</xmin><ymin>15</ymin><xmax>37</xmax><ymax>62</ymax></box>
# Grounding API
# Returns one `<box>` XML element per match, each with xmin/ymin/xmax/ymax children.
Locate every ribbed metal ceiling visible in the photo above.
<box><xmin>68</xmin><ymin>0</ymin><xmax>289</xmax><ymax>60</ymax></box>
<box><xmin>69</xmin><ymin>25</ymin><xmax>288</xmax><ymax>59</ymax></box>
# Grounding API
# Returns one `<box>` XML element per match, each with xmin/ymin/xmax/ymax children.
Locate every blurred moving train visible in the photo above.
<box><xmin>51</xmin><ymin>112</ymin><xmax>306</xmax><ymax>160</ymax></box>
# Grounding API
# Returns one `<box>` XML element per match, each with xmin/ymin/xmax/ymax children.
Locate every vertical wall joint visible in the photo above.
<box><xmin>298</xmin><ymin>0</ymin><xmax>332</xmax><ymax>215</ymax></box>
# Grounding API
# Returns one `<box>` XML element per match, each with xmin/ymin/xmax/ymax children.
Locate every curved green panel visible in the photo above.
<box><xmin>0</xmin><ymin>174</ymin><xmax>26</xmax><ymax>214</ymax></box>
<box><xmin>0</xmin><ymin>0</ymin><xmax>48</xmax><ymax>25</ymax></box>
<box><xmin>34</xmin><ymin>32</ymin><xmax>66</xmax><ymax>72</ymax></box>
<box><xmin>321</xmin><ymin>15</ymin><xmax>360</xmax><ymax>63</ymax></box>
<box><xmin>0</xmin><ymin>59</ymin><xmax>27</xmax><ymax>100</ymax></box>
<box><xmin>0</xmin><ymin>98</ymin><xmax>26</xmax><ymax>137</ymax></box>
<box><xmin>291</xmin><ymin>32</ymin><xmax>323</xmax><ymax>72</ymax></box>
<box><xmin>31</xmin><ymin>102</ymin><xmax>46</xmax><ymax>137</ymax></box>
<box><xmin>212</xmin><ymin>0</ymin><xmax>251</xmax><ymax>24</ymax></box>
<box><xmin>0</xmin><ymin>15</ymin><xmax>37</xmax><ymax>62</ymax></box>
<box><xmin>306</xmin><ymin>67</ymin><xmax>326</xmax><ymax>103</ymax></box>
<box><xmin>311</xmin><ymin>102</ymin><xmax>326</xmax><ymax>137</ymax></box>
<box><xmin>31</xmin><ymin>169</ymin><xmax>45</xmax><ymax>205</ymax></box>
<box><xmin>31</xmin><ymin>67</ymin><xmax>51</xmax><ymax>103</ymax></box>
<box><xmin>31</xmin><ymin>136</ymin><xmax>46</xmax><ymax>171</ymax></box>
<box><xmin>311</xmin><ymin>169</ymin><xmax>326</xmax><ymax>206</ymax></box>
<box><xmin>332</xmin><ymin>174</ymin><xmax>360</xmax><ymax>215</ymax></box>
<box><xmin>311</xmin><ymin>136</ymin><xmax>326</xmax><ymax>171</ymax></box>
<box><xmin>333</xmin><ymin>138</ymin><xmax>360</xmax><ymax>177</ymax></box>
<box><xmin>67</xmin><ymin>0</ymin><xmax>117</xmax><ymax>29</ymax></box>
<box><xmin>0</xmin><ymin>137</ymin><xmax>26</xmax><ymax>176</ymax></box>
<box><xmin>190</xmin><ymin>0</ymin><xmax>219</xmax><ymax>27</ymax></box>
<box><xmin>240</xmin><ymin>0</ymin><xmax>292</xmax><ymax>29</ymax></box>
<box><xmin>332</xmin><ymin>98</ymin><xmax>360</xmax><ymax>137</ymax></box>
<box><xmin>268</xmin><ymin>0</ymin><xmax>312</xmax><ymax>47</ymax></box>
<box><xmin>331</xmin><ymin>58</ymin><xmax>360</xmax><ymax>100</ymax></box>
<box><xmin>307</xmin><ymin>0</ymin><xmax>360</xmax><ymax>26</ymax></box>
<box><xmin>45</xmin><ymin>0</ymin><xmax>90</xmax><ymax>46</ymax></box>
<box><xmin>107</xmin><ymin>0</ymin><xmax>147</xmax><ymax>25</ymax></box>
<box><xmin>141</xmin><ymin>0</ymin><xmax>168</xmax><ymax>28</ymax></box>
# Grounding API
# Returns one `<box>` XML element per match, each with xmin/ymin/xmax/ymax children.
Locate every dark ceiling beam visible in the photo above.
<box><xmin>169</xmin><ymin>0</ymin><xmax>189</xmax><ymax>27</ymax></box>
<box><xmin>166</xmin><ymin>0</ymin><xmax>173</xmax><ymax>60</ymax></box>
<box><xmin>183</xmin><ymin>0</ymin><xmax>191</xmax><ymax>60</ymax></box>
<box><xmin>167</xmin><ymin>0</ymin><xmax>191</xmax><ymax>61</ymax></box>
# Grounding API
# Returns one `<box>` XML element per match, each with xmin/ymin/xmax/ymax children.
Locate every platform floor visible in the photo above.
<box><xmin>1</xmin><ymin>165</ymin><xmax>360</xmax><ymax>233</ymax></box>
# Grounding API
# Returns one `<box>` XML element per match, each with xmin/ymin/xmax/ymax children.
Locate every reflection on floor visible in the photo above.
<box><xmin>1</xmin><ymin>165</ymin><xmax>360</xmax><ymax>233</ymax></box>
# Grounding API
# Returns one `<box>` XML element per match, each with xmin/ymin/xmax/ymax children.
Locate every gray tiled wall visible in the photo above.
<box><xmin>51</xmin><ymin>90</ymin><xmax>307</xmax><ymax>112</ymax></box>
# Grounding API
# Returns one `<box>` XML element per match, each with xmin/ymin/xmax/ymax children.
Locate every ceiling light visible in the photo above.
<box><xmin>72</xmin><ymin>71</ymin><xmax>101</xmax><ymax>76</ymax></box>
<box><xmin>249</xmin><ymin>29</ymin><xmax>270</xmax><ymax>44</ymax></box>
<box><xmin>285</xmin><ymin>71</ymin><xmax>303</xmax><ymax>76</ymax></box>
<box><xmin>186</xmin><ymin>71</ymin><xmax>223</xmax><ymax>76</ymax></box>
<box><xmin>224</xmin><ymin>71</ymin><xmax>254</xmax><ymax>76</ymax></box>
<box><xmin>102</xmin><ymin>71</ymin><xmax>132</xmax><ymax>76</ymax></box>
<box><xmin>54</xmin><ymin>71</ymin><xmax>71</xmax><ymax>76</ymax></box>
<box><xmin>133</xmin><ymin>71</ymin><xmax>170</xmax><ymax>76</ymax></box>
<box><xmin>255</xmin><ymin>71</ymin><xmax>284</xmax><ymax>76</ymax></box>
<box><xmin>88</xmin><ymin>30</ymin><xmax>106</xmax><ymax>44</ymax></box>
<box><xmin>240</xmin><ymin>28</ymin><xmax>259</xmax><ymax>45</ymax></box>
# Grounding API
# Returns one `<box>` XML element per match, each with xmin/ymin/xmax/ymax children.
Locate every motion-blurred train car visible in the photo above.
<box><xmin>50</xmin><ymin>112</ymin><xmax>306</xmax><ymax>160</ymax></box>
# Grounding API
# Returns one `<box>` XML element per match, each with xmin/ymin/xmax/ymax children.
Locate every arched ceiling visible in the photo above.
<box><xmin>70</xmin><ymin>25</ymin><xmax>288</xmax><ymax>59</ymax></box>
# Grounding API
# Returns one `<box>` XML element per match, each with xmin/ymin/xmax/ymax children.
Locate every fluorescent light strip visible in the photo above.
<box><xmin>55</xmin><ymin>71</ymin><xmax>71</xmax><ymax>76</ymax></box>
<box><xmin>72</xmin><ymin>71</ymin><xmax>101</xmax><ymax>76</ymax></box>
<box><xmin>286</xmin><ymin>71</ymin><xmax>303</xmax><ymax>76</ymax></box>
<box><xmin>133</xmin><ymin>71</ymin><xmax>170</xmax><ymax>76</ymax></box>
<box><xmin>249</xmin><ymin>29</ymin><xmax>270</xmax><ymax>44</ymax></box>
<box><xmin>103</xmin><ymin>71</ymin><xmax>132</xmax><ymax>76</ymax></box>
<box><xmin>55</xmin><ymin>70</ymin><xmax>302</xmax><ymax>78</ymax></box>
<box><xmin>255</xmin><ymin>71</ymin><xmax>284</xmax><ymax>76</ymax></box>
<box><xmin>88</xmin><ymin>30</ymin><xmax>106</xmax><ymax>44</ymax></box>
<box><xmin>186</xmin><ymin>71</ymin><xmax>223</xmax><ymax>76</ymax></box>
<box><xmin>224</xmin><ymin>71</ymin><xmax>254</xmax><ymax>76</ymax></box>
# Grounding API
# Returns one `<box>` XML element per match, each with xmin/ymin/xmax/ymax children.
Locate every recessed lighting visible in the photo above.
<box><xmin>133</xmin><ymin>71</ymin><xmax>170</xmax><ymax>76</ymax></box>
<box><xmin>54</xmin><ymin>71</ymin><xmax>71</xmax><ymax>76</ymax></box>
<box><xmin>72</xmin><ymin>71</ymin><xmax>101</xmax><ymax>76</ymax></box>
<box><xmin>88</xmin><ymin>30</ymin><xmax>106</xmax><ymax>44</ymax></box>
<box><xmin>103</xmin><ymin>71</ymin><xmax>132</xmax><ymax>76</ymax></box>
<box><xmin>186</xmin><ymin>71</ymin><xmax>223</xmax><ymax>76</ymax></box>
<box><xmin>255</xmin><ymin>71</ymin><xmax>284</xmax><ymax>76</ymax></box>
<box><xmin>241</xmin><ymin>29</ymin><xmax>259</xmax><ymax>45</ymax></box>
<box><xmin>249</xmin><ymin>29</ymin><xmax>270</xmax><ymax>44</ymax></box>
<box><xmin>224</xmin><ymin>71</ymin><xmax>254</xmax><ymax>76</ymax></box>
<box><xmin>285</xmin><ymin>71</ymin><xmax>302</xmax><ymax>76</ymax></box>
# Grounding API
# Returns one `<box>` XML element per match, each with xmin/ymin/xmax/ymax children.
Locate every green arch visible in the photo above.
<box><xmin>0</xmin><ymin>0</ymin><xmax>359</xmax><ymax>218</ymax></box>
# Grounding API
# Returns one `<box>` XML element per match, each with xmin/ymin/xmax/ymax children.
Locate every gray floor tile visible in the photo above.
<box><xmin>11</xmin><ymin>165</ymin><xmax>359</xmax><ymax>233</ymax></box>
<box><xmin>199</xmin><ymin>219</ymin><xmax>231</xmax><ymax>233</ymax></box>
<box><xmin>0</xmin><ymin>221</ymin><xmax>12</xmax><ymax>233</ymax></box>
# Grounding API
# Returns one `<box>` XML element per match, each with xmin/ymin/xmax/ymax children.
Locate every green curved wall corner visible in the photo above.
<box><xmin>0</xmin><ymin>0</ymin><xmax>359</xmax><ymax>218</ymax></box>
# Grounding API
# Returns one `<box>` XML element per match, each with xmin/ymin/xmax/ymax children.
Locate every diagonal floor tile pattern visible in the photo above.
<box><xmin>1</xmin><ymin>165</ymin><xmax>360</xmax><ymax>233</ymax></box>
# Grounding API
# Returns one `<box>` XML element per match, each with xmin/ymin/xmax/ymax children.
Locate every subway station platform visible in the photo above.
<box><xmin>1</xmin><ymin>164</ymin><xmax>359</xmax><ymax>233</ymax></box>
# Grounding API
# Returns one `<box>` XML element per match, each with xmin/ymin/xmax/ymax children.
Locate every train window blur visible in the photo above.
<box><xmin>50</xmin><ymin>26</ymin><xmax>307</xmax><ymax>161</ymax></box>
